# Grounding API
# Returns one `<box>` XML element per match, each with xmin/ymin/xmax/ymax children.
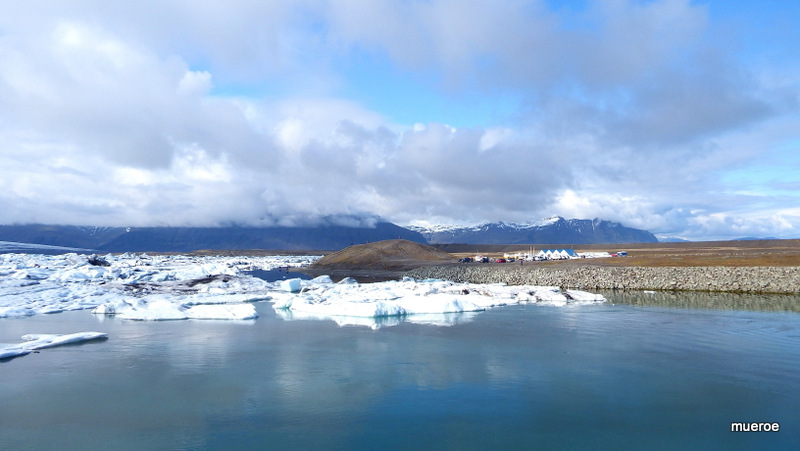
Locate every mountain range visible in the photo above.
<box><xmin>0</xmin><ymin>216</ymin><xmax>658</xmax><ymax>253</ymax></box>
<box><xmin>408</xmin><ymin>217</ymin><xmax>658</xmax><ymax>244</ymax></box>
<box><xmin>0</xmin><ymin>222</ymin><xmax>426</xmax><ymax>253</ymax></box>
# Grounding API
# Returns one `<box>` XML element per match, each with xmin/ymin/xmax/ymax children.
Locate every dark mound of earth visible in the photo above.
<box><xmin>311</xmin><ymin>239</ymin><xmax>455</xmax><ymax>270</ymax></box>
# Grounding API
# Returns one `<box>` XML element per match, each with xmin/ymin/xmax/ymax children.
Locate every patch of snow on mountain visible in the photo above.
<box><xmin>411</xmin><ymin>216</ymin><xmax>565</xmax><ymax>234</ymax></box>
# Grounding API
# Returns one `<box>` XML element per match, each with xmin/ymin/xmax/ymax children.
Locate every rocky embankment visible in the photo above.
<box><xmin>406</xmin><ymin>264</ymin><xmax>800</xmax><ymax>294</ymax></box>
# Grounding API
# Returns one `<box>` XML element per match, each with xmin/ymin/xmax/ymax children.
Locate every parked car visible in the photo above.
<box><xmin>495</xmin><ymin>258</ymin><xmax>507</xmax><ymax>263</ymax></box>
<box><xmin>458</xmin><ymin>257</ymin><xmax>473</xmax><ymax>263</ymax></box>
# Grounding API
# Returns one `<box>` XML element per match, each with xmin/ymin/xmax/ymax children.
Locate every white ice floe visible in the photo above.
<box><xmin>0</xmin><ymin>252</ymin><xmax>319</xmax><ymax>319</ymax></box>
<box><xmin>92</xmin><ymin>297</ymin><xmax>259</xmax><ymax>321</ymax></box>
<box><xmin>0</xmin><ymin>332</ymin><xmax>108</xmax><ymax>360</ymax></box>
<box><xmin>0</xmin><ymin>253</ymin><xmax>606</xmax><ymax>326</ymax></box>
<box><xmin>185</xmin><ymin>304</ymin><xmax>259</xmax><ymax>320</ymax></box>
<box><xmin>271</xmin><ymin>276</ymin><xmax>606</xmax><ymax>329</ymax></box>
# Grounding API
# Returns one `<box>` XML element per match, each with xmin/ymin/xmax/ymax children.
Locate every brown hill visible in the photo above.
<box><xmin>311</xmin><ymin>239</ymin><xmax>455</xmax><ymax>270</ymax></box>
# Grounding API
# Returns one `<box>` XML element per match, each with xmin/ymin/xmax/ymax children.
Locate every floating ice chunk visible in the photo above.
<box><xmin>0</xmin><ymin>344</ymin><xmax>31</xmax><ymax>359</ymax></box>
<box><xmin>92</xmin><ymin>297</ymin><xmax>187</xmax><ymax>320</ymax></box>
<box><xmin>0</xmin><ymin>279</ymin><xmax>119</xmax><ymax>318</ymax></box>
<box><xmin>395</xmin><ymin>293</ymin><xmax>484</xmax><ymax>314</ymax></box>
<box><xmin>288</xmin><ymin>296</ymin><xmax>407</xmax><ymax>318</ymax></box>
<box><xmin>191</xmin><ymin>275</ymin><xmax>271</xmax><ymax>294</ymax></box>
<box><xmin>268</xmin><ymin>292</ymin><xmax>297</xmax><ymax>309</ymax></box>
<box><xmin>530</xmin><ymin>286</ymin><xmax>569</xmax><ymax>303</ymax></box>
<box><xmin>565</xmin><ymin>290</ymin><xmax>607</xmax><ymax>303</ymax></box>
<box><xmin>184</xmin><ymin>304</ymin><xmax>258</xmax><ymax>320</ymax></box>
<box><xmin>270</xmin><ymin>277</ymin><xmax>605</xmax><ymax>328</ymax></box>
<box><xmin>50</xmin><ymin>265</ymin><xmax>113</xmax><ymax>283</ymax></box>
<box><xmin>1</xmin><ymin>332</ymin><xmax>108</xmax><ymax>360</ymax></box>
<box><xmin>0</xmin><ymin>306</ymin><xmax>36</xmax><ymax>318</ymax></box>
<box><xmin>92</xmin><ymin>296</ymin><xmax>259</xmax><ymax>321</ymax></box>
<box><xmin>20</xmin><ymin>332</ymin><xmax>109</xmax><ymax>349</ymax></box>
<box><xmin>280</xmin><ymin>278</ymin><xmax>302</xmax><ymax>292</ymax></box>
<box><xmin>120</xmin><ymin>298</ymin><xmax>187</xmax><ymax>321</ymax></box>
<box><xmin>10</xmin><ymin>268</ymin><xmax>51</xmax><ymax>280</ymax></box>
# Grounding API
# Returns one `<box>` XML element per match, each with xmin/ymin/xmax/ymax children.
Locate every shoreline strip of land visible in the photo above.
<box><xmin>405</xmin><ymin>264</ymin><xmax>800</xmax><ymax>294</ymax></box>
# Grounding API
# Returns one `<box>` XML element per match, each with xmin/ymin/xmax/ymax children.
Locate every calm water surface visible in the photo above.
<box><xmin>1</xmin><ymin>292</ymin><xmax>799</xmax><ymax>450</ymax></box>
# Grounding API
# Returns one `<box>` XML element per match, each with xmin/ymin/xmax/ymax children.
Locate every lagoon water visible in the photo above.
<box><xmin>2</xmin><ymin>292</ymin><xmax>799</xmax><ymax>450</ymax></box>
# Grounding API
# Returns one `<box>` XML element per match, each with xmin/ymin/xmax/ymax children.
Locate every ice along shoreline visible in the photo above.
<box><xmin>0</xmin><ymin>252</ymin><xmax>606</xmax><ymax>322</ymax></box>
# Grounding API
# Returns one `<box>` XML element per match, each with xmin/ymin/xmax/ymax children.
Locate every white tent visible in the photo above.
<box><xmin>536</xmin><ymin>249</ymin><xmax>579</xmax><ymax>260</ymax></box>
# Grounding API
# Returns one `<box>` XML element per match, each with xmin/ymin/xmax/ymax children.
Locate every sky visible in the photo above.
<box><xmin>0</xmin><ymin>0</ymin><xmax>798</xmax><ymax>240</ymax></box>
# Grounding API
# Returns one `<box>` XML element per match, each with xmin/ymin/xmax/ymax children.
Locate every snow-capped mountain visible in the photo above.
<box><xmin>408</xmin><ymin>216</ymin><xmax>658</xmax><ymax>244</ymax></box>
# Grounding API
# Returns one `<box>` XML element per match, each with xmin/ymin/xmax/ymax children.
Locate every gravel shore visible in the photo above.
<box><xmin>406</xmin><ymin>264</ymin><xmax>800</xmax><ymax>294</ymax></box>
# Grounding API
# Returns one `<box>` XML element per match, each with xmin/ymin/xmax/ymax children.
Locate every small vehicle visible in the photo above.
<box><xmin>495</xmin><ymin>258</ymin><xmax>507</xmax><ymax>263</ymax></box>
<box><xmin>458</xmin><ymin>257</ymin><xmax>473</xmax><ymax>263</ymax></box>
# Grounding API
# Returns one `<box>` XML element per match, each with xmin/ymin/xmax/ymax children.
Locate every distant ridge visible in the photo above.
<box><xmin>0</xmin><ymin>222</ymin><xmax>426</xmax><ymax>253</ymax></box>
<box><xmin>409</xmin><ymin>216</ymin><xmax>658</xmax><ymax>244</ymax></box>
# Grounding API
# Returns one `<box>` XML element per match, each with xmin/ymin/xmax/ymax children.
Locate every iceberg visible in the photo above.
<box><xmin>185</xmin><ymin>304</ymin><xmax>258</xmax><ymax>320</ymax></box>
<box><xmin>279</xmin><ymin>278</ymin><xmax>302</xmax><ymax>292</ymax></box>
<box><xmin>271</xmin><ymin>277</ymin><xmax>606</xmax><ymax>328</ymax></box>
<box><xmin>92</xmin><ymin>298</ymin><xmax>189</xmax><ymax>321</ymax></box>
<box><xmin>91</xmin><ymin>297</ymin><xmax>259</xmax><ymax>321</ymax></box>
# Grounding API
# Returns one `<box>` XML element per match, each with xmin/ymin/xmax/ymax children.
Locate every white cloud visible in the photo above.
<box><xmin>0</xmin><ymin>1</ymin><xmax>798</xmax><ymax>240</ymax></box>
<box><xmin>478</xmin><ymin>128</ymin><xmax>512</xmax><ymax>152</ymax></box>
<box><xmin>177</xmin><ymin>70</ymin><xmax>213</xmax><ymax>97</ymax></box>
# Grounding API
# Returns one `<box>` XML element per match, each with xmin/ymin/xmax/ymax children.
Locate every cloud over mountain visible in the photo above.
<box><xmin>0</xmin><ymin>1</ymin><xmax>798</xmax><ymax>240</ymax></box>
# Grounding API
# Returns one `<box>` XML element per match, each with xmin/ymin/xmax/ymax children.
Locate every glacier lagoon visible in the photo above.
<box><xmin>1</xmin><ymin>297</ymin><xmax>799</xmax><ymax>449</ymax></box>
<box><xmin>1</xmin><ymin>253</ymin><xmax>799</xmax><ymax>449</ymax></box>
